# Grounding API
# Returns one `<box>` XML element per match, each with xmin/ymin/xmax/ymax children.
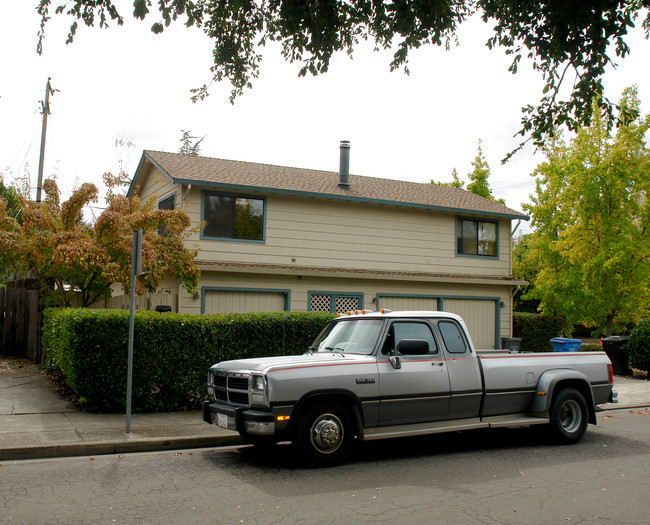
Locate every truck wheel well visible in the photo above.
<box><xmin>552</xmin><ymin>379</ymin><xmax>596</xmax><ymax>424</ymax></box>
<box><xmin>290</xmin><ymin>392</ymin><xmax>363</xmax><ymax>437</ymax></box>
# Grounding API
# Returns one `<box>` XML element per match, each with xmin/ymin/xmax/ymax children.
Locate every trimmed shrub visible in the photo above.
<box><xmin>580</xmin><ymin>343</ymin><xmax>603</xmax><ymax>353</ymax></box>
<box><xmin>513</xmin><ymin>312</ymin><xmax>564</xmax><ymax>353</ymax></box>
<box><xmin>43</xmin><ymin>308</ymin><xmax>335</xmax><ymax>413</ymax></box>
<box><xmin>628</xmin><ymin>320</ymin><xmax>650</xmax><ymax>373</ymax></box>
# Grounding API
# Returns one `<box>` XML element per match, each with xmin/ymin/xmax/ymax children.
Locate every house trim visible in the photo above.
<box><xmin>195</xmin><ymin>260</ymin><xmax>528</xmax><ymax>286</ymax></box>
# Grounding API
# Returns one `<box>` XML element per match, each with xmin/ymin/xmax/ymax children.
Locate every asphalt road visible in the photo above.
<box><xmin>2</xmin><ymin>409</ymin><xmax>649</xmax><ymax>525</ymax></box>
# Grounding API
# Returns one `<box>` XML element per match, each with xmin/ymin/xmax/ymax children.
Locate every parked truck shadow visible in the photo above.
<box><xmin>206</xmin><ymin>420</ymin><xmax>646</xmax><ymax>500</ymax></box>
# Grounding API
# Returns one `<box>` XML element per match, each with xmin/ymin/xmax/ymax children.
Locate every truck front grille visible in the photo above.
<box><xmin>211</xmin><ymin>372</ymin><xmax>250</xmax><ymax>406</ymax></box>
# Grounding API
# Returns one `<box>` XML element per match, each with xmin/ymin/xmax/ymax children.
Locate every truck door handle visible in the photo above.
<box><xmin>433</xmin><ymin>362</ymin><xmax>445</xmax><ymax>367</ymax></box>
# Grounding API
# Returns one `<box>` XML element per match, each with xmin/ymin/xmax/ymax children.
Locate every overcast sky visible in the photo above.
<box><xmin>1</xmin><ymin>3</ymin><xmax>648</xmax><ymax>226</ymax></box>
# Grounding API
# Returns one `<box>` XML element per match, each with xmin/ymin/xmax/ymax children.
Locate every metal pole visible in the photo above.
<box><xmin>125</xmin><ymin>231</ymin><xmax>138</xmax><ymax>434</ymax></box>
<box><xmin>36</xmin><ymin>78</ymin><xmax>53</xmax><ymax>203</ymax></box>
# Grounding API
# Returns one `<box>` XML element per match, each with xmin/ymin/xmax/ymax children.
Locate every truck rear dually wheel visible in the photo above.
<box><xmin>296</xmin><ymin>402</ymin><xmax>354</xmax><ymax>465</ymax></box>
<box><xmin>549</xmin><ymin>388</ymin><xmax>588</xmax><ymax>444</ymax></box>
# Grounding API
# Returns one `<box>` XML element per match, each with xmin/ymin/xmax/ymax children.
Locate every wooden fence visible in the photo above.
<box><xmin>0</xmin><ymin>287</ymin><xmax>42</xmax><ymax>362</ymax></box>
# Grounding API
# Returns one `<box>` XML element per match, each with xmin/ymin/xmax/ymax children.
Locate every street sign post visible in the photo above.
<box><xmin>126</xmin><ymin>229</ymin><xmax>143</xmax><ymax>434</ymax></box>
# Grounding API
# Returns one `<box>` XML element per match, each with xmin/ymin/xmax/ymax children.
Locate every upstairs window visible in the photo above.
<box><xmin>456</xmin><ymin>218</ymin><xmax>497</xmax><ymax>257</ymax></box>
<box><xmin>202</xmin><ymin>192</ymin><xmax>265</xmax><ymax>241</ymax></box>
<box><xmin>158</xmin><ymin>194</ymin><xmax>175</xmax><ymax>236</ymax></box>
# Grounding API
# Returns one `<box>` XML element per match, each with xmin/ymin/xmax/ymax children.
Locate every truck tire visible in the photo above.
<box><xmin>296</xmin><ymin>402</ymin><xmax>354</xmax><ymax>465</ymax></box>
<box><xmin>548</xmin><ymin>388</ymin><xmax>588</xmax><ymax>444</ymax></box>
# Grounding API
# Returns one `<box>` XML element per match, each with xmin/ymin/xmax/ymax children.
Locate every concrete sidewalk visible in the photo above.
<box><xmin>0</xmin><ymin>357</ymin><xmax>241</xmax><ymax>461</ymax></box>
<box><xmin>1</xmin><ymin>356</ymin><xmax>648</xmax><ymax>462</ymax></box>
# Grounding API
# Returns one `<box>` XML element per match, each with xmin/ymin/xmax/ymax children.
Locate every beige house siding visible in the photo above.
<box><xmin>126</xmin><ymin>153</ymin><xmax>524</xmax><ymax>347</ymax></box>
<box><xmin>175</xmin><ymin>188</ymin><xmax>512</xmax><ymax>278</ymax></box>
<box><xmin>193</xmin><ymin>271</ymin><xmax>511</xmax><ymax>348</ymax></box>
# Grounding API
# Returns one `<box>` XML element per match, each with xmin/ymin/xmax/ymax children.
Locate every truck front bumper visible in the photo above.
<box><xmin>202</xmin><ymin>401</ymin><xmax>276</xmax><ymax>435</ymax></box>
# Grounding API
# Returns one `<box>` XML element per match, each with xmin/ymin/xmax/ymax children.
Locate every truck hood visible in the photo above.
<box><xmin>210</xmin><ymin>352</ymin><xmax>371</xmax><ymax>374</ymax></box>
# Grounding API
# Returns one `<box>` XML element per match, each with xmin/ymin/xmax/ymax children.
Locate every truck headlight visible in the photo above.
<box><xmin>250</xmin><ymin>374</ymin><xmax>268</xmax><ymax>407</ymax></box>
<box><xmin>251</xmin><ymin>374</ymin><xmax>265</xmax><ymax>392</ymax></box>
<box><xmin>207</xmin><ymin>372</ymin><xmax>214</xmax><ymax>397</ymax></box>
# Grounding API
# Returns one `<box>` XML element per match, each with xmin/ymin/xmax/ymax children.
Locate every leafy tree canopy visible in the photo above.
<box><xmin>432</xmin><ymin>139</ymin><xmax>505</xmax><ymax>204</ymax></box>
<box><xmin>0</xmin><ymin>176</ymin><xmax>22</xmax><ymax>223</ymax></box>
<box><xmin>511</xmin><ymin>233</ymin><xmax>541</xmax><ymax>313</ymax></box>
<box><xmin>178</xmin><ymin>130</ymin><xmax>205</xmax><ymax>156</ymax></box>
<box><xmin>0</xmin><ymin>173</ymin><xmax>200</xmax><ymax>307</ymax></box>
<box><xmin>36</xmin><ymin>0</ymin><xmax>650</xmax><ymax>155</ymax></box>
<box><xmin>523</xmin><ymin>86</ymin><xmax>650</xmax><ymax>336</ymax></box>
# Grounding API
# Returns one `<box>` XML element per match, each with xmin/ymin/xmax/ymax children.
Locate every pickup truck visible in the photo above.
<box><xmin>203</xmin><ymin>310</ymin><xmax>617</xmax><ymax>464</ymax></box>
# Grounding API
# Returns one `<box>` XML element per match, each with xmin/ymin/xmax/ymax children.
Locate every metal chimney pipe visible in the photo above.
<box><xmin>339</xmin><ymin>140</ymin><xmax>350</xmax><ymax>189</ymax></box>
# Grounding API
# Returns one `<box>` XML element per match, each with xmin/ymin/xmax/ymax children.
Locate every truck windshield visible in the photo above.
<box><xmin>310</xmin><ymin>319</ymin><xmax>383</xmax><ymax>355</ymax></box>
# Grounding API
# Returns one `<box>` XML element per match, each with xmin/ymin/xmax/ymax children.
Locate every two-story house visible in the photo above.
<box><xmin>127</xmin><ymin>143</ymin><xmax>528</xmax><ymax>349</ymax></box>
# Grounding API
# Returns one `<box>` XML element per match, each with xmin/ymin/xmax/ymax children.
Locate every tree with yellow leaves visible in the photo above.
<box><xmin>524</xmin><ymin>86</ymin><xmax>650</xmax><ymax>336</ymax></box>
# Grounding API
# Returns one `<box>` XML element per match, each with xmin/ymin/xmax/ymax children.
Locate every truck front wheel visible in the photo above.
<box><xmin>549</xmin><ymin>388</ymin><xmax>588</xmax><ymax>444</ymax></box>
<box><xmin>296</xmin><ymin>402</ymin><xmax>354</xmax><ymax>465</ymax></box>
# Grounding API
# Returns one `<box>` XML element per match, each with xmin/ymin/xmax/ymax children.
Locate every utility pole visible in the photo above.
<box><xmin>36</xmin><ymin>78</ymin><xmax>56</xmax><ymax>203</ymax></box>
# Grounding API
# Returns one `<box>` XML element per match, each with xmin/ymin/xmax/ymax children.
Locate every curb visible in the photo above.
<box><xmin>0</xmin><ymin>434</ymin><xmax>243</xmax><ymax>462</ymax></box>
<box><xmin>599</xmin><ymin>403</ymin><xmax>650</xmax><ymax>412</ymax></box>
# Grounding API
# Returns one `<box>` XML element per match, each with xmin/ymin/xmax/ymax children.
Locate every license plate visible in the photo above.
<box><xmin>217</xmin><ymin>412</ymin><xmax>229</xmax><ymax>429</ymax></box>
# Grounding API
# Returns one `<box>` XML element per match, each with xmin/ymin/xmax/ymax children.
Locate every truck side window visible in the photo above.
<box><xmin>386</xmin><ymin>322</ymin><xmax>438</xmax><ymax>355</ymax></box>
<box><xmin>439</xmin><ymin>321</ymin><xmax>468</xmax><ymax>354</ymax></box>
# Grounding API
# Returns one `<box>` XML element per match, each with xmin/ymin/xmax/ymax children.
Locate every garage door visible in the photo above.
<box><xmin>204</xmin><ymin>290</ymin><xmax>287</xmax><ymax>314</ymax></box>
<box><xmin>377</xmin><ymin>296</ymin><xmax>440</xmax><ymax>312</ymax></box>
<box><xmin>443</xmin><ymin>298</ymin><xmax>497</xmax><ymax>349</ymax></box>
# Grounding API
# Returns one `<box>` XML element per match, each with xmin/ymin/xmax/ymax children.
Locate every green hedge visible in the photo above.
<box><xmin>628</xmin><ymin>319</ymin><xmax>650</xmax><ymax>373</ymax></box>
<box><xmin>43</xmin><ymin>308</ymin><xmax>335</xmax><ymax>413</ymax></box>
<box><xmin>513</xmin><ymin>312</ymin><xmax>564</xmax><ymax>353</ymax></box>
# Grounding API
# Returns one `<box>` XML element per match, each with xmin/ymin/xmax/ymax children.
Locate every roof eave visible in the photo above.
<box><xmin>173</xmin><ymin>177</ymin><xmax>529</xmax><ymax>220</ymax></box>
<box><xmin>127</xmin><ymin>151</ymin><xmax>173</xmax><ymax>198</ymax></box>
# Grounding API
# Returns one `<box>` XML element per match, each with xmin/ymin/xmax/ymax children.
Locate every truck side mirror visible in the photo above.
<box><xmin>396</xmin><ymin>339</ymin><xmax>429</xmax><ymax>355</ymax></box>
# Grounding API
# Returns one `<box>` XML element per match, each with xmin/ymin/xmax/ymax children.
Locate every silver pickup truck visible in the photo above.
<box><xmin>203</xmin><ymin>310</ymin><xmax>617</xmax><ymax>464</ymax></box>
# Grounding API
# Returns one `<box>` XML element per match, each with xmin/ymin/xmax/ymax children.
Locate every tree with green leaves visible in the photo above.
<box><xmin>178</xmin><ymin>130</ymin><xmax>205</xmax><ymax>156</ymax></box>
<box><xmin>511</xmin><ymin>233</ymin><xmax>541</xmax><ymax>313</ymax></box>
<box><xmin>36</xmin><ymin>1</ymin><xmax>649</xmax><ymax>155</ymax></box>
<box><xmin>432</xmin><ymin>139</ymin><xmax>505</xmax><ymax>204</ymax></box>
<box><xmin>466</xmin><ymin>139</ymin><xmax>505</xmax><ymax>205</ymax></box>
<box><xmin>523</xmin><ymin>86</ymin><xmax>650</xmax><ymax>336</ymax></box>
<box><xmin>0</xmin><ymin>176</ymin><xmax>22</xmax><ymax>223</ymax></box>
<box><xmin>433</xmin><ymin>168</ymin><xmax>465</xmax><ymax>189</ymax></box>
<box><xmin>0</xmin><ymin>173</ymin><xmax>200</xmax><ymax>307</ymax></box>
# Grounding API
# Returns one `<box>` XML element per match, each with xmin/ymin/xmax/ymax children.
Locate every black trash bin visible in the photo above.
<box><xmin>602</xmin><ymin>336</ymin><xmax>630</xmax><ymax>376</ymax></box>
<box><xmin>501</xmin><ymin>337</ymin><xmax>523</xmax><ymax>352</ymax></box>
<box><xmin>155</xmin><ymin>305</ymin><xmax>172</xmax><ymax>313</ymax></box>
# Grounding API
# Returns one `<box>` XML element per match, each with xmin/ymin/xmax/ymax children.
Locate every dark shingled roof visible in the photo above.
<box><xmin>135</xmin><ymin>150</ymin><xmax>528</xmax><ymax>220</ymax></box>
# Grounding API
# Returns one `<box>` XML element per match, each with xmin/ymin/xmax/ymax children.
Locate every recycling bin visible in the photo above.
<box><xmin>550</xmin><ymin>337</ymin><xmax>583</xmax><ymax>352</ymax></box>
